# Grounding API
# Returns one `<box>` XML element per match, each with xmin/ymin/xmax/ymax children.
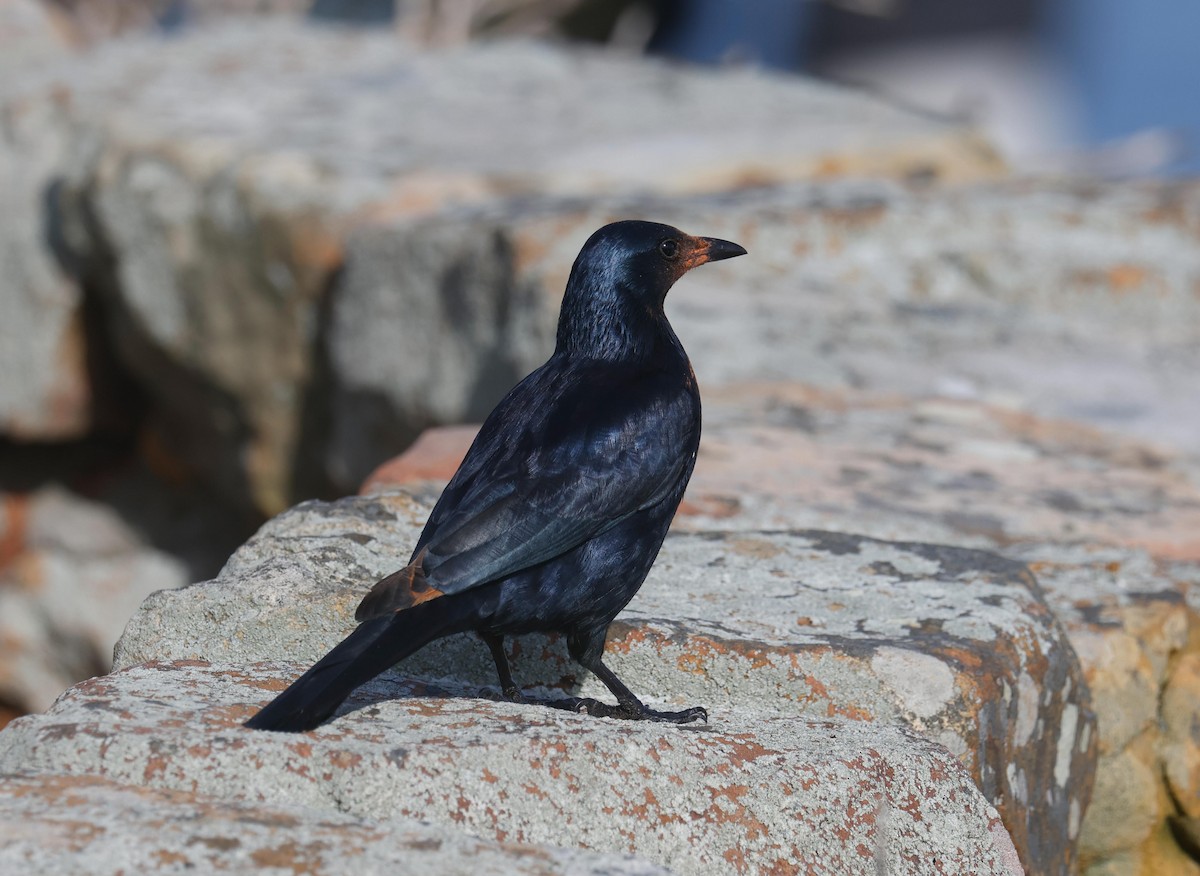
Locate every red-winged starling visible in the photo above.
<box><xmin>245</xmin><ymin>220</ymin><xmax>747</xmax><ymax>732</ymax></box>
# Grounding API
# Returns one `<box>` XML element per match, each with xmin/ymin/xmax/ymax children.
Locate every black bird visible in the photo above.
<box><xmin>245</xmin><ymin>220</ymin><xmax>746</xmax><ymax>732</ymax></box>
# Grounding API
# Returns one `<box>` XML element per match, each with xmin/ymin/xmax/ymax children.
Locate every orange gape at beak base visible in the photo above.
<box><xmin>682</xmin><ymin>235</ymin><xmax>748</xmax><ymax>271</ymax></box>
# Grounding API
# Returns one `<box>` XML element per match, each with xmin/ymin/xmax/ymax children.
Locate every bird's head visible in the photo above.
<box><xmin>557</xmin><ymin>220</ymin><xmax>747</xmax><ymax>360</ymax></box>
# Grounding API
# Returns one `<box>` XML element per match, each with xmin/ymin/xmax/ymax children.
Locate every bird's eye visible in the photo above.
<box><xmin>659</xmin><ymin>239</ymin><xmax>680</xmax><ymax>260</ymax></box>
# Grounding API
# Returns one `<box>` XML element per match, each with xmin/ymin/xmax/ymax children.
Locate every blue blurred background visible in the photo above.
<box><xmin>115</xmin><ymin>0</ymin><xmax>1196</xmax><ymax>176</ymax></box>
<box><xmin>646</xmin><ymin>0</ymin><xmax>1200</xmax><ymax>176</ymax></box>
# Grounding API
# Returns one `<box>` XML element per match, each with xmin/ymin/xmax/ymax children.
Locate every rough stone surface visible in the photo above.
<box><xmin>0</xmin><ymin>51</ymin><xmax>91</xmax><ymax>440</ymax></box>
<box><xmin>1023</xmin><ymin>543</ymin><xmax>1200</xmax><ymax>876</ymax></box>
<box><xmin>353</xmin><ymin>179</ymin><xmax>1200</xmax><ymax>510</ymax></box>
<box><xmin>673</xmin><ymin>388</ymin><xmax>1200</xmax><ymax>876</ymax></box>
<box><xmin>0</xmin><ymin>660</ymin><xmax>1023</xmax><ymax>876</ymax></box>
<box><xmin>1164</xmin><ymin>650</ymin><xmax>1200</xmax><ymax>820</ymax></box>
<box><xmin>0</xmin><ymin>466</ymin><xmax>248</xmax><ymax>718</ymax></box>
<box><xmin>0</xmin><ymin>20</ymin><xmax>998</xmax><ymax>507</ymax></box>
<box><xmin>0</xmin><ymin>771</ymin><xmax>670</xmax><ymax>876</ymax></box>
<box><xmin>673</xmin><ymin>393</ymin><xmax>1200</xmax><ymax>876</ymax></box>
<box><xmin>114</xmin><ymin>490</ymin><xmax>1089</xmax><ymax>875</ymax></box>
<box><xmin>487</xmin><ymin>182</ymin><xmax>1200</xmax><ymax>459</ymax></box>
<box><xmin>366</xmin><ymin>371</ymin><xmax>1200</xmax><ymax>876</ymax></box>
<box><xmin>0</xmin><ymin>485</ymin><xmax>187</xmax><ymax>714</ymax></box>
<box><xmin>680</xmin><ymin>385</ymin><xmax>1200</xmax><ymax>560</ymax></box>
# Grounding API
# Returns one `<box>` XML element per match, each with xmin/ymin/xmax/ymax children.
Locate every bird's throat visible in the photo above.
<box><xmin>556</xmin><ymin>284</ymin><xmax>671</xmax><ymax>364</ymax></box>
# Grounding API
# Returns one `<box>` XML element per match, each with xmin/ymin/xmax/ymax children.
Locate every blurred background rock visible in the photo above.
<box><xmin>0</xmin><ymin>1</ymin><xmax>1197</xmax><ymax>872</ymax></box>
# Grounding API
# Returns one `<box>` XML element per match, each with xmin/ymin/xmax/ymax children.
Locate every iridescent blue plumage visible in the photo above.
<box><xmin>246</xmin><ymin>220</ymin><xmax>746</xmax><ymax>732</ymax></box>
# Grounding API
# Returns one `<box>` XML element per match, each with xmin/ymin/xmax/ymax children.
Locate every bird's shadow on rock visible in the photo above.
<box><xmin>329</xmin><ymin>675</ymin><xmax>715</xmax><ymax>732</ymax></box>
<box><xmin>327</xmin><ymin>631</ymin><xmax>591</xmax><ymax>724</ymax></box>
<box><xmin>329</xmin><ymin>674</ymin><xmax>592</xmax><ymax>727</ymax></box>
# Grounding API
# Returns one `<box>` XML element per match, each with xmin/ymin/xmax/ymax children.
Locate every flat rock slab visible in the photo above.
<box><xmin>0</xmin><ymin>661</ymin><xmax>1022</xmax><ymax>876</ymax></box>
<box><xmin>686</xmin><ymin>386</ymin><xmax>1200</xmax><ymax>561</ymax></box>
<box><xmin>360</xmin><ymin>389</ymin><xmax>1200</xmax><ymax>560</ymax></box>
<box><xmin>0</xmin><ymin>772</ymin><xmax>669</xmax><ymax>876</ymax></box>
<box><xmin>114</xmin><ymin>491</ymin><xmax>1090</xmax><ymax>875</ymax></box>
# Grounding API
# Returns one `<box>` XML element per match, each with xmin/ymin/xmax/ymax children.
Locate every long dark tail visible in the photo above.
<box><xmin>244</xmin><ymin>598</ymin><xmax>475</xmax><ymax>733</ymax></box>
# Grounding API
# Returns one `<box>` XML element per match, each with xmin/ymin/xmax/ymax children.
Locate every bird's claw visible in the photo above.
<box><xmin>641</xmin><ymin>705</ymin><xmax>708</xmax><ymax>725</ymax></box>
<box><xmin>552</xmin><ymin>697</ymin><xmax>707</xmax><ymax>725</ymax></box>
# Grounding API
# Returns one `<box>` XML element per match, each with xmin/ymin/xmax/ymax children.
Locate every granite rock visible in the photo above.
<box><xmin>0</xmin><ymin>660</ymin><xmax>1024</xmax><ymax>876</ymax></box>
<box><xmin>113</xmin><ymin>490</ymin><xmax>1090</xmax><ymax>875</ymax></box>
<box><xmin>0</xmin><ymin>771</ymin><xmax>670</xmax><ymax>875</ymax></box>
<box><xmin>0</xmin><ymin>485</ymin><xmax>188</xmax><ymax>714</ymax></box>
<box><xmin>0</xmin><ymin>20</ymin><xmax>998</xmax><ymax>506</ymax></box>
<box><xmin>0</xmin><ymin>465</ymin><xmax>249</xmax><ymax>721</ymax></box>
<box><xmin>366</xmin><ymin>369</ymin><xmax>1200</xmax><ymax>876</ymax></box>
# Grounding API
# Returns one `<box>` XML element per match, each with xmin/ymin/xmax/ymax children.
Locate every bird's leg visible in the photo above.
<box><xmin>580</xmin><ymin>659</ymin><xmax>708</xmax><ymax>725</ymax></box>
<box><xmin>481</xmin><ymin>633</ymin><xmax>524</xmax><ymax>702</ymax></box>
<box><xmin>536</xmin><ymin>628</ymin><xmax>707</xmax><ymax>724</ymax></box>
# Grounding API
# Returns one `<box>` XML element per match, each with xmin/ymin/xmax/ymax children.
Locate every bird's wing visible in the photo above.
<box><xmin>356</xmin><ymin>360</ymin><xmax>696</xmax><ymax>621</ymax></box>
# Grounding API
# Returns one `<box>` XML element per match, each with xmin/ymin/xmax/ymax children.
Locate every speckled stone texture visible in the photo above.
<box><xmin>0</xmin><ymin>661</ymin><xmax>1023</xmax><ymax>876</ymax></box>
<box><xmin>1015</xmin><ymin>542</ymin><xmax>1200</xmax><ymax>876</ymax></box>
<box><xmin>0</xmin><ymin>772</ymin><xmax>671</xmax><ymax>875</ymax></box>
<box><xmin>113</xmin><ymin>489</ymin><xmax>1087</xmax><ymax>875</ymax></box>
<box><xmin>365</xmin><ymin>364</ymin><xmax>1200</xmax><ymax>876</ymax></box>
<box><xmin>656</xmin><ymin>384</ymin><xmax>1200</xmax><ymax>876</ymax></box>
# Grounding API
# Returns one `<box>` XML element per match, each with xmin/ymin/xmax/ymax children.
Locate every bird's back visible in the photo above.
<box><xmin>416</xmin><ymin>336</ymin><xmax>700</xmax><ymax>579</ymax></box>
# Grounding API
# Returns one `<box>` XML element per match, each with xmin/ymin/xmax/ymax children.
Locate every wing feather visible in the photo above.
<box><xmin>357</xmin><ymin>356</ymin><xmax>697</xmax><ymax>620</ymax></box>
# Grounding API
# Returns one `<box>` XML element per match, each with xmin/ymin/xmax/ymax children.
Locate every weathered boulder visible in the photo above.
<box><xmin>366</xmin><ymin>370</ymin><xmax>1200</xmax><ymax>876</ymax></box>
<box><xmin>0</xmin><ymin>771</ymin><xmax>670</xmax><ymax>875</ymax></box>
<box><xmin>660</xmin><ymin>388</ymin><xmax>1200</xmax><ymax>876</ymax></box>
<box><xmin>655</xmin><ymin>386</ymin><xmax>1200</xmax><ymax>876</ymax></box>
<box><xmin>0</xmin><ymin>661</ymin><xmax>1024</xmax><ymax>875</ymax></box>
<box><xmin>490</xmin><ymin>181</ymin><xmax>1200</xmax><ymax>458</ymax></box>
<box><xmin>113</xmin><ymin>490</ymin><xmax>1090</xmax><ymax>875</ymax></box>
<box><xmin>0</xmin><ymin>485</ymin><xmax>188</xmax><ymax>715</ymax></box>
<box><xmin>344</xmin><ymin>179</ymin><xmax>1200</xmax><ymax>508</ymax></box>
<box><xmin>1014</xmin><ymin>541</ymin><xmax>1200</xmax><ymax>876</ymax></box>
<box><xmin>0</xmin><ymin>20</ymin><xmax>999</xmax><ymax>505</ymax></box>
<box><xmin>0</xmin><ymin>467</ymin><xmax>249</xmax><ymax>721</ymax></box>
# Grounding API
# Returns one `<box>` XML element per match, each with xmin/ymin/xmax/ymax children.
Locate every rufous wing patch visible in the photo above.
<box><xmin>354</xmin><ymin>547</ymin><xmax>443</xmax><ymax>622</ymax></box>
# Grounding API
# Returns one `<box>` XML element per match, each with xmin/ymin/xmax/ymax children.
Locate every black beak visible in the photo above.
<box><xmin>698</xmin><ymin>237</ymin><xmax>748</xmax><ymax>263</ymax></box>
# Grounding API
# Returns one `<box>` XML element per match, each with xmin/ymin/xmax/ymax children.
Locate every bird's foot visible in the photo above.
<box><xmin>541</xmin><ymin>696</ymin><xmax>707</xmax><ymax>725</ymax></box>
<box><xmin>638</xmin><ymin>704</ymin><xmax>709</xmax><ymax>724</ymax></box>
<box><xmin>482</xmin><ymin>685</ymin><xmax>526</xmax><ymax>704</ymax></box>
